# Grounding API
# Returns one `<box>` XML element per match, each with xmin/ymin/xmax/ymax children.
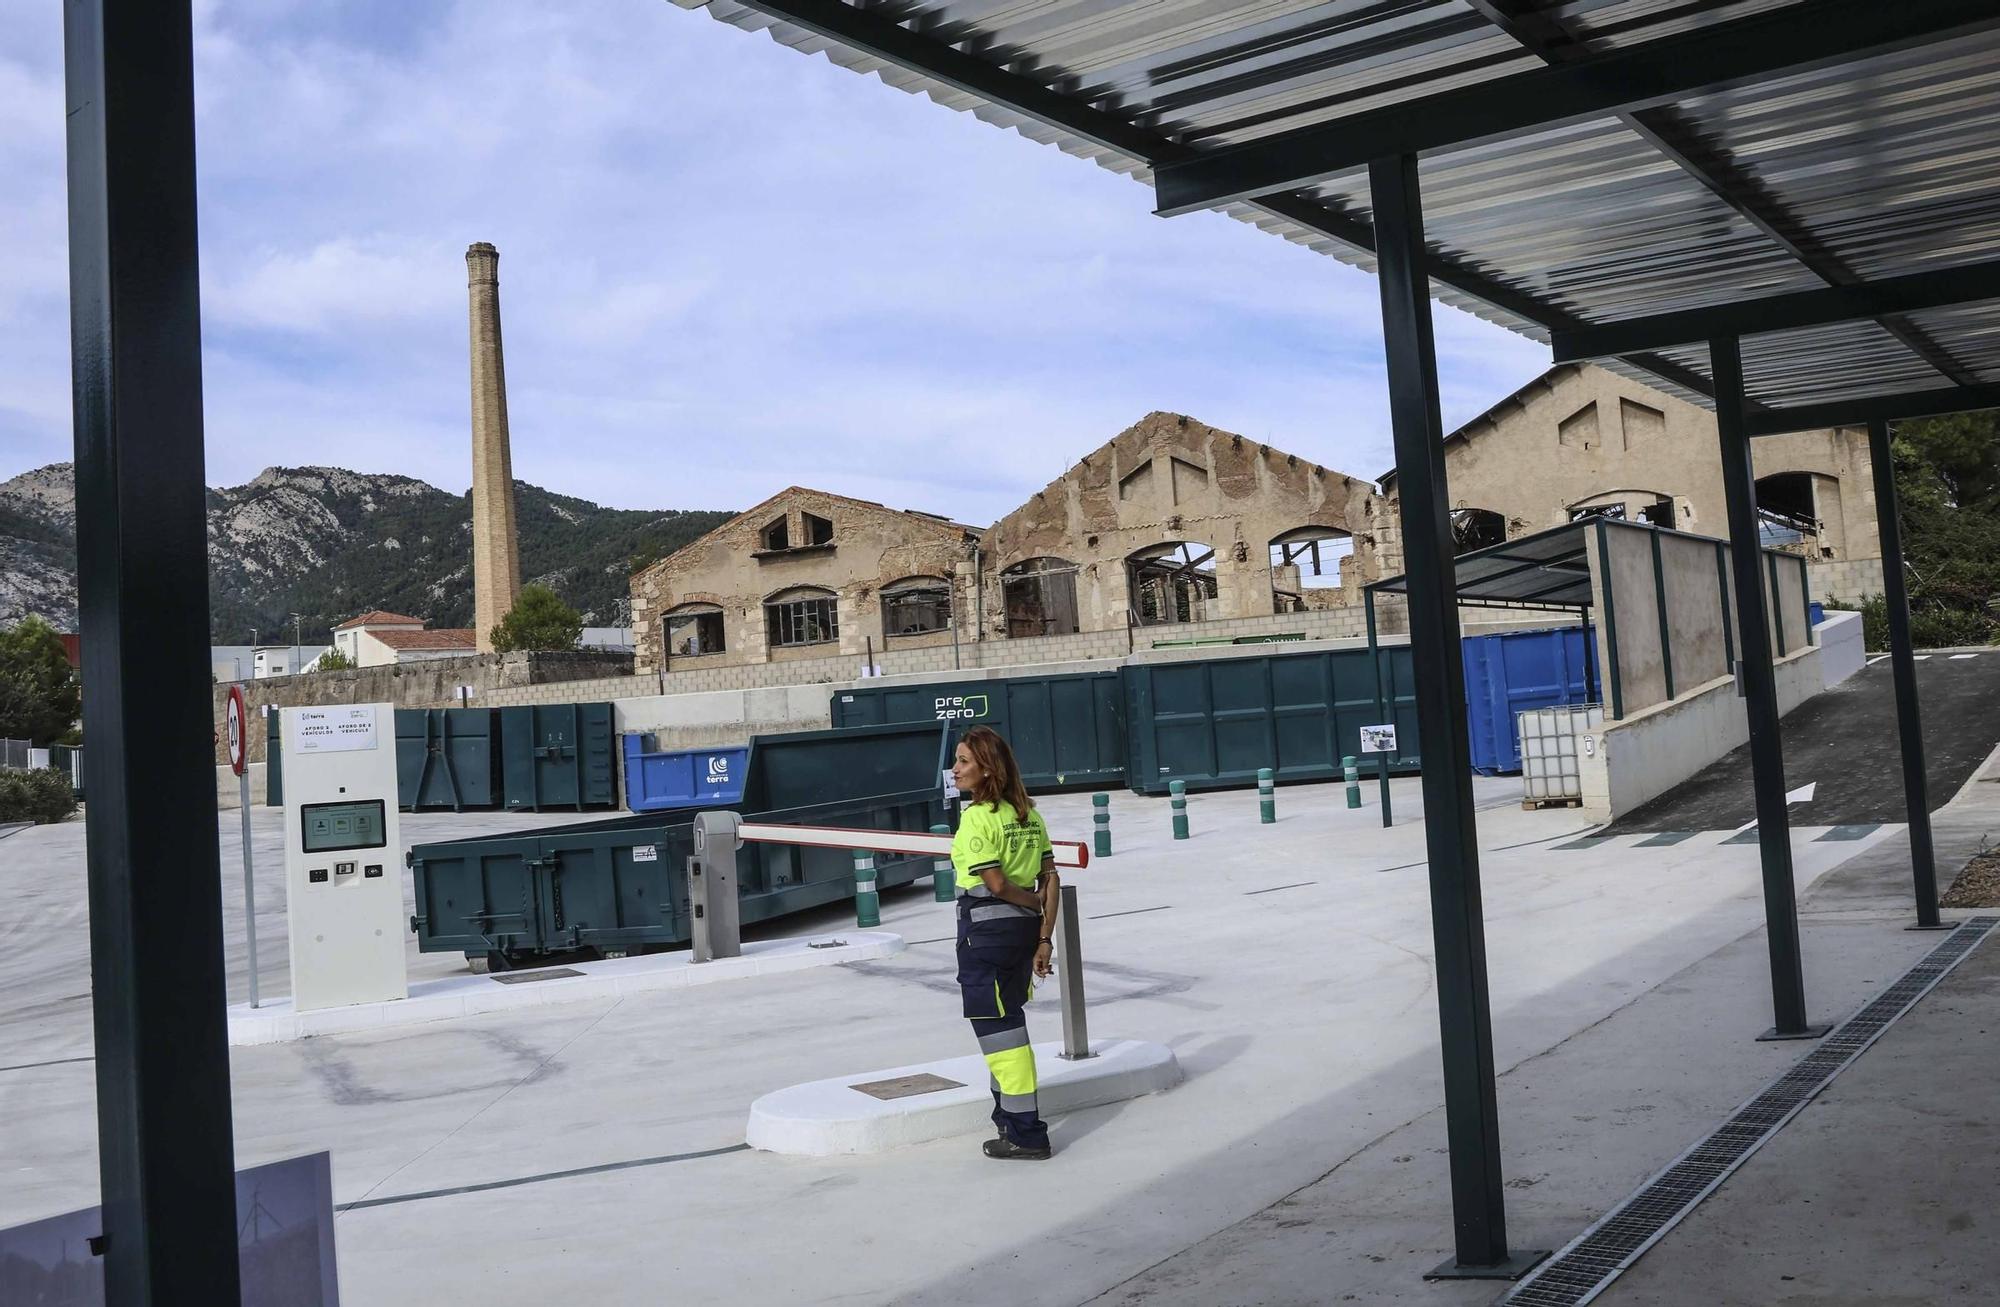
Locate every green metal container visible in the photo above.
<box><xmin>828</xmin><ymin>670</ymin><xmax>1124</xmax><ymax>790</ymax></box>
<box><xmin>409</xmin><ymin>720</ymin><xmax>952</xmax><ymax>967</ymax></box>
<box><xmin>500</xmin><ymin>703</ymin><xmax>617</xmax><ymax>812</ymax></box>
<box><xmin>395</xmin><ymin>707</ymin><xmax>499</xmax><ymax>812</ymax></box>
<box><xmin>1122</xmin><ymin>647</ymin><xmax>1421</xmax><ymax>795</ymax></box>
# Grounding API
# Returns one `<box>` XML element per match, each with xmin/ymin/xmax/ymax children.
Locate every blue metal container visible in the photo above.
<box><xmin>1459</xmin><ymin>626</ymin><xmax>1598</xmax><ymax>775</ymax></box>
<box><xmin>622</xmin><ymin>734</ymin><xmax>748</xmax><ymax>811</ymax></box>
<box><xmin>1808</xmin><ymin>600</ymin><xmax>1826</xmax><ymax>628</ymax></box>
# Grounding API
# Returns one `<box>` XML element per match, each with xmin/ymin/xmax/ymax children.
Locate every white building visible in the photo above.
<box><xmin>253</xmin><ymin>644</ymin><xmax>330</xmax><ymax>678</ymax></box>
<box><xmin>333</xmin><ymin>610</ymin><xmax>476</xmax><ymax>667</ymax></box>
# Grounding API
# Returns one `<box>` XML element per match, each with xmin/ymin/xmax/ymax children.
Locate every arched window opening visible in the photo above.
<box><xmin>1754</xmin><ymin>473</ymin><xmax>1820</xmax><ymax>549</ymax></box>
<box><xmin>882</xmin><ymin>576</ymin><xmax>951</xmax><ymax>638</ymax></box>
<box><xmin>1127</xmin><ymin>542</ymin><xmax>1217</xmax><ymax>627</ymax></box>
<box><xmin>764</xmin><ymin>587</ymin><xmax>839</xmax><ymax>648</ymax></box>
<box><xmin>1450</xmin><ymin>508</ymin><xmax>1507</xmax><ymax>555</ymax></box>
<box><xmin>1568</xmin><ymin>490</ymin><xmax>1676</xmax><ymax>529</ymax></box>
<box><xmin>1269</xmin><ymin>527</ymin><xmax>1354</xmax><ymax>614</ymax></box>
<box><xmin>663</xmin><ymin>603</ymin><xmax>725</xmax><ymax>658</ymax></box>
<box><xmin>1001</xmin><ymin>558</ymin><xmax>1079</xmax><ymax>638</ymax></box>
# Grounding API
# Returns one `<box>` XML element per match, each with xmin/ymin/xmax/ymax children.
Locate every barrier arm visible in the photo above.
<box><xmin>733</xmin><ymin>822</ymin><xmax>1090</xmax><ymax>870</ymax></box>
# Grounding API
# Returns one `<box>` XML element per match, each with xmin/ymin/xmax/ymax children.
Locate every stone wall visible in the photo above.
<box><xmin>1379</xmin><ymin>363</ymin><xmax>1882</xmax><ymax>574</ymax></box>
<box><xmin>1807</xmin><ymin>556</ymin><xmax>1886</xmax><ymax>607</ymax></box>
<box><xmin>630</xmin><ymin>486</ymin><xmax>974</xmax><ymax>678</ymax></box>
<box><xmin>211</xmin><ymin>649</ymin><xmax>633</xmax><ymax>763</ymax></box>
<box><xmin>980</xmin><ymin>411</ymin><xmax>1390</xmax><ymax>636</ymax></box>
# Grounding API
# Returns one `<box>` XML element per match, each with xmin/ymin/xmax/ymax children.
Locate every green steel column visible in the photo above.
<box><xmin>852</xmin><ymin>849</ymin><xmax>880</xmax><ymax>927</ymax></box>
<box><xmin>1092</xmin><ymin>793</ymin><xmax>1112</xmax><ymax>857</ymax></box>
<box><xmin>1344</xmin><ymin>756</ymin><xmax>1361</xmax><ymax>809</ymax></box>
<box><xmin>1258</xmin><ymin>768</ymin><xmax>1276</xmax><ymax>823</ymax></box>
<box><xmin>929</xmin><ymin>824</ymin><xmax>954</xmax><ymax>903</ymax></box>
<box><xmin>1169</xmin><ymin>779</ymin><xmax>1189</xmax><ymax>840</ymax></box>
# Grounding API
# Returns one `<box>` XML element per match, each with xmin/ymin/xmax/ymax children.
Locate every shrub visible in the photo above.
<box><xmin>0</xmin><ymin>766</ymin><xmax>79</xmax><ymax>824</ymax></box>
<box><xmin>1826</xmin><ymin>593</ymin><xmax>1997</xmax><ymax>652</ymax></box>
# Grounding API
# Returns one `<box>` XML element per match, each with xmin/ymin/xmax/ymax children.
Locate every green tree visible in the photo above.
<box><xmin>0</xmin><ymin>616</ymin><xmax>83</xmax><ymax>745</ymax></box>
<box><xmin>1887</xmin><ymin>413</ymin><xmax>2000</xmax><ymax>645</ymax></box>
<box><xmin>315</xmin><ymin>646</ymin><xmax>356</xmax><ymax>671</ymax></box>
<box><xmin>489</xmin><ymin>583</ymin><xmax>584</xmax><ymax>653</ymax></box>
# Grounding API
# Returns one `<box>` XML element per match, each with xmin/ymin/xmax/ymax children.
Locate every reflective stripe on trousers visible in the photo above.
<box><xmin>957</xmin><ymin>900</ymin><xmax>1048</xmax><ymax>1148</ymax></box>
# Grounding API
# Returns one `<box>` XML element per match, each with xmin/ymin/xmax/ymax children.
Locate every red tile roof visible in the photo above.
<box><xmin>368</xmin><ymin>628</ymin><xmax>476</xmax><ymax>651</ymax></box>
<box><xmin>336</xmin><ymin>609</ymin><xmax>426</xmax><ymax>630</ymax></box>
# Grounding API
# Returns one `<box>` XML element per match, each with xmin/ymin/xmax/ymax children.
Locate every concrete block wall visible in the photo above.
<box><xmin>1807</xmin><ymin>557</ymin><xmax>1885</xmax><ymax>607</ymax></box>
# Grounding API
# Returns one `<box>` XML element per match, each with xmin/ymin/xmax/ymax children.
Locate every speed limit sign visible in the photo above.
<box><xmin>226</xmin><ymin>684</ymin><xmax>248</xmax><ymax>776</ymax></box>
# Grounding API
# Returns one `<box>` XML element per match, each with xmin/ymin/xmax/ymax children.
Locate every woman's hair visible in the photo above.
<box><xmin>960</xmin><ymin>725</ymin><xmax>1035</xmax><ymax>817</ymax></box>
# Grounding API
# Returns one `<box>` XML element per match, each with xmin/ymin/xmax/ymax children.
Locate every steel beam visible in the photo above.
<box><xmin>1468</xmin><ymin>0</ymin><xmax>1983</xmax><ymax>389</ymax></box>
<box><xmin>1370</xmin><ymin>153</ymin><xmax>1545</xmax><ymax>1281</ymax></box>
<box><xmin>1155</xmin><ymin>1</ymin><xmax>2000</xmax><ymax>217</ymax></box>
<box><xmin>62</xmin><ymin>1</ymin><xmax>244</xmax><ymax>1301</ymax></box>
<box><xmin>1867</xmin><ymin>419</ymin><xmax>1946</xmax><ymax>929</ymax></box>
<box><xmin>726</xmin><ymin>1</ymin><xmax>1728</xmax><ymax>409</ymax></box>
<box><xmin>1711</xmin><ymin>338</ymin><xmax>1821</xmax><ymax>1041</ymax></box>
<box><xmin>1552</xmin><ymin>260</ymin><xmax>2000</xmax><ymax>363</ymax></box>
<box><xmin>1745</xmin><ymin>383</ymin><xmax>2000</xmax><ymax>437</ymax></box>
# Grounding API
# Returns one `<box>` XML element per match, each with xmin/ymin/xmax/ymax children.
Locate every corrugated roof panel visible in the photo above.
<box><xmin>1670</xmin><ymin>32</ymin><xmax>2000</xmax><ymax>284</ymax></box>
<box><xmin>1901</xmin><ymin>303</ymin><xmax>2000</xmax><ymax>386</ymax></box>
<box><xmin>679</xmin><ymin>0</ymin><xmax>2000</xmax><ymax>412</ymax></box>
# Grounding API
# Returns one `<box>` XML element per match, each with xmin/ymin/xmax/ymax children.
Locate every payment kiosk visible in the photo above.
<box><xmin>282</xmin><ymin>704</ymin><xmax>408</xmax><ymax>1012</ymax></box>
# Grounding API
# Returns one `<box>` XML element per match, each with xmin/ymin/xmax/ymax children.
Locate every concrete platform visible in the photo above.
<box><xmin>746</xmin><ymin>1037</ymin><xmax>1181</xmax><ymax>1155</ymax></box>
<box><xmin>227</xmin><ymin>931</ymin><xmax>904</xmax><ymax>1045</ymax></box>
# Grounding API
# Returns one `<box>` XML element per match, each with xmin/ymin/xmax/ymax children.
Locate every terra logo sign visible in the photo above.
<box><xmin>705</xmin><ymin>756</ymin><xmax>731</xmax><ymax>782</ymax></box>
<box><xmin>934</xmin><ymin>694</ymin><xmax>990</xmax><ymax>721</ymax></box>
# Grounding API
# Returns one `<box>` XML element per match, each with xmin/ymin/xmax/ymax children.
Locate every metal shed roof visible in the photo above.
<box><xmin>1367</xmin><ymin>516</ymin><xmax>1597</xmax><ymax>611</ymax></box>
<box><xmin>677</xmin><ymin>0</ymin><xmax>2000</xmax><ymax>426</ymax></box>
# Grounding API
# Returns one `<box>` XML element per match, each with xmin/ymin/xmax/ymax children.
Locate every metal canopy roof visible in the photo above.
<box><xmin>680</xmin><ymin>0</ymin><xmax>2000</xmax><ymax>428</ymax></box>
<box><xmin>1368</xmin><ymin>517</ymin><xmax>1597</xmax><ymax>611</ymax></box>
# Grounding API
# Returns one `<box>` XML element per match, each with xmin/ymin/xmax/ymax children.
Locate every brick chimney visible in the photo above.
<box><xmin>466</xmin><ymin>242</ymin><xmax>522</xmax><ymax>653</ymax></box>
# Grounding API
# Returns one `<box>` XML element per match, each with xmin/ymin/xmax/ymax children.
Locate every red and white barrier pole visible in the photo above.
<box><xmin>732</xmin><ymin>820</ymin><xmax>1089</xmax><ymax>869</ymax></box>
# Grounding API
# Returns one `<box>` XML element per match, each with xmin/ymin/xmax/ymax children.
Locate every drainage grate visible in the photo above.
<box><xmin>489</xmin><ymin>967</ymin><xmax>585</xmax><ymax>985</ymax></box>
<box><xmin>1503</xmin><ymin>915</ymin><xmax>1998</xmax><ymax>1307</ymax></box>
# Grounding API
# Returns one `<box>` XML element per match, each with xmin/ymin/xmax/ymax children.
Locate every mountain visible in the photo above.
<box><xmin>0</xmin><ymin>463</ymin><xmax>734</xmax><ymax>643</ymax></box>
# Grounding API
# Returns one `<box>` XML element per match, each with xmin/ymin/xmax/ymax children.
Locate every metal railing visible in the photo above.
<box><xmin>0</xmin><ymin>739</ymin><xmax>29</xmax><ymax>770</ymax></box>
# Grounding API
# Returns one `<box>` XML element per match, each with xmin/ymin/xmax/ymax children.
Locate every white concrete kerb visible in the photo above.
<box><xmin>746</xmin><ymin>1037</ymin><xmax>1182</xmax><ymax>1155</ymax></box>
<box><xmin>226</xmin><ymin>931</ymin><xmax>904</xmax><ymax>1046</ymax></box>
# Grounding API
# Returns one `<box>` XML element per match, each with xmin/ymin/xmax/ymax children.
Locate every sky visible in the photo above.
<box><xmin>0</xmin><ymin>0</ymin><xmax>1550</xmax><ymax>528</ymax></box>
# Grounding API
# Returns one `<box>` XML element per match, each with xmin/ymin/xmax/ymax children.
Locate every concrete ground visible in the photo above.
<box><xmin>1612</xmin><ymin>652</ymin><xmax>2000</xmax><ymax>832</ymax></box>
<box><xmin>0</xmin><ymin>755</ymin><xmax>1989</xmax><ymax>1305</ymax></box>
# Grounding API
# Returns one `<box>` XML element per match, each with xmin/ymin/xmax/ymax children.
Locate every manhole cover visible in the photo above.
<box><xmin>490</xmin><ymin>967</ymin><xmax>585</xmax><ymax>985</ymax></box>
<box><xmin>849</xmin><ymin>1073</ymin><xmax>964</xmax><ymax>1101</ymax></box>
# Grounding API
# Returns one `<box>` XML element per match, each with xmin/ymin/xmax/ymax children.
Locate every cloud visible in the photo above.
<box><xmin>0</xmin><ymin>1</ymin><xmax>1551</xmax><ymax>521</ymax></box>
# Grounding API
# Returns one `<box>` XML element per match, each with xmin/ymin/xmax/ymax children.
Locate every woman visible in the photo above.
<box><xmin>950</xmin><ymin>725</ymin><xmax>1059</xmax><ymax>1161</ymax></box>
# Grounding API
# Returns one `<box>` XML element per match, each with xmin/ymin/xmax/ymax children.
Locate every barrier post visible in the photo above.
<box><xmin>1258</xmin><ymin>768</ymin><xmax>1276</xmax><ymax>823</ymax></box>
<box><xmin>1169</xmin><ymin>779</ymin><xmax>1190</xmax><ymax>840</ymax></box>
<box><xmin>1056</xmin><ymin>883</ymin><xmax>1091</xmax><ymax>1060</ymax></box>
<box><xmin>1092</xmin><ymin>793</ymin><xmax>1112</xmax><ymax>857</ymax></box>
<box><xmin>852</xmin><ymin>849</ymin><xmax>880</xmax><ymax>926</ymax></box>
<box><xmin>1344</xmin><ymin>755</ymin><xmax>1362</xmax><ymax>809</ymax></box>
<box><xmin>929</xmin><ymin>823</ymin><xmax>954</xmax><ymax>903</ymax></box>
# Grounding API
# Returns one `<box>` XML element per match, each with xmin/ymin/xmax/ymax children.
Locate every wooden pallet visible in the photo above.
<box><xmin>1521</xmin><ymin>795</ymin><xmax>1582</xmax><ymax>811</ymax></box>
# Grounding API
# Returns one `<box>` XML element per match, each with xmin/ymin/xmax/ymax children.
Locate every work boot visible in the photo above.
<box><xmin>982</xmin><ymin>1136</ymin><xmax>1052</xmax><ymax>1161</ymax></box>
